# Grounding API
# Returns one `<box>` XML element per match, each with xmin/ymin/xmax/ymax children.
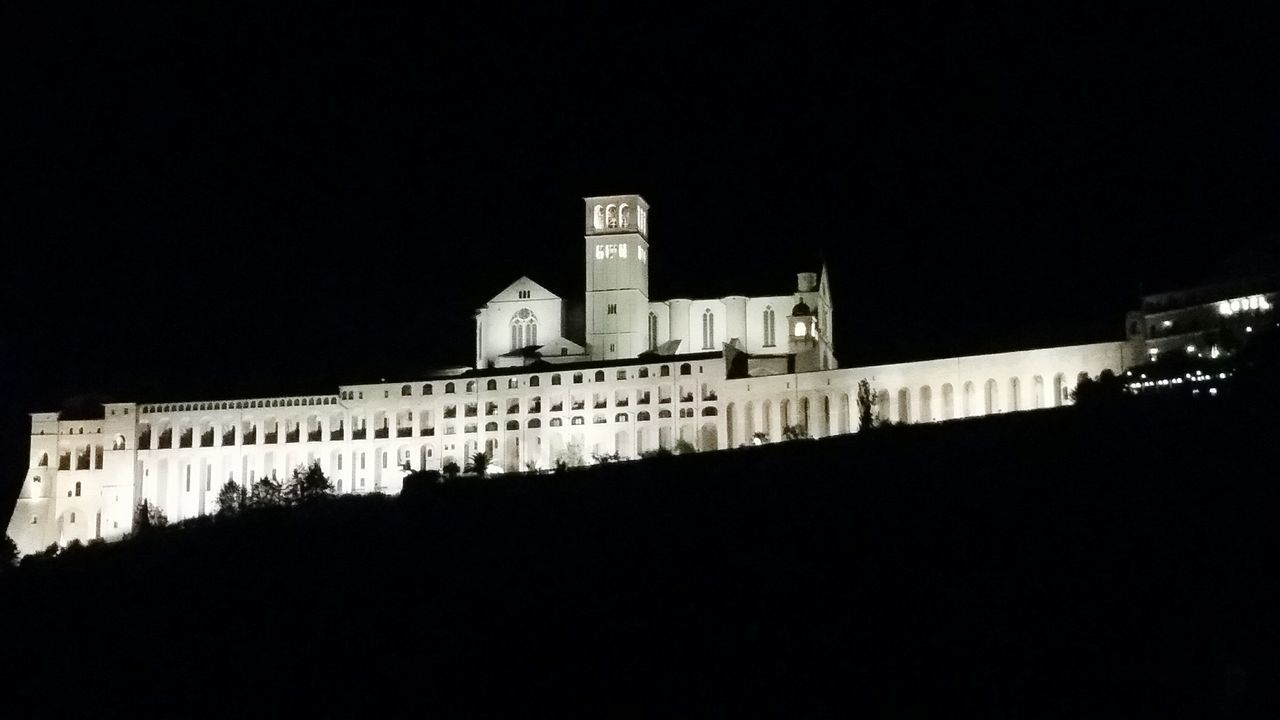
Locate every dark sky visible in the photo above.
<box><xmin>3</xmin><ymin>4</ymin><xmax>1279</xmax><ymax>492</ymax></box>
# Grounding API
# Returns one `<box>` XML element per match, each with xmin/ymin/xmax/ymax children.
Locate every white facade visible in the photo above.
<box><xmin>6</xmin><ymin>194</ymin><xmax>1135</xmax><ymax>555</ymax></box>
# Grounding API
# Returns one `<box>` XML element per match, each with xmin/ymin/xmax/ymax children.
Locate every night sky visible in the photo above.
<box><xmin>3</xmin><ymin>5</ymin><xmax>1279</xmax><ymax>501</ymax></box>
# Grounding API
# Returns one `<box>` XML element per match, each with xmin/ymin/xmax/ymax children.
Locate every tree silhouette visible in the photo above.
<box><xmin>856</xmin><ymin>379</ymin><xmax>877</xmax><ymax>431</ymax></box>
<box><xmin>781</xmin><ymin>424</ymin><xmax>810</xmax><ymax>441</ymax></box>
<box><xmin>132</xmin><ymin>499</ymin><xmax>168</xmax><ymax>535</ymax></box>
<box><xmin>215</xmin><ymin>480</ymin><xmax>245</xmax><ymax>517</ymax></box>
<box><xmin>0</xmin><ymin>535</ymin><xmax>17</xmax><ymax>570</ymax></box>
<box><xmin>284</xmin><ymin>461</ymin><xmax>334</xmax><ymax>504</ymax></box>
<box><xmin>249</xmin><ymin>475</ymin><xmax>285</xmax><ymax>509</ymax></box>
<box><xmin>673</xmin><ymin>439</ymin><xmax>696</xmax><ymax>455</ymax></box>
<box><xmin>466</xmin><ymin>452</ymin><xmax>491</xmax><ymax>477</ymax></box>
<box><xmin>1071</xmin><ymin>369</ymin><xmax>1126</xmax><ymax>407</ymax></box>
<box><xmin>442</xmin><ymin>461</ymin><xmax>461</xmax><ymax>481</ymax></box>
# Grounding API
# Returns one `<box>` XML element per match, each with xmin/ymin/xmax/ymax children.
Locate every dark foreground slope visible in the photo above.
<box><xmin>2</xmin><ymin>396</ymin><xmax>1278</xmax><ymax>717</ymax></box>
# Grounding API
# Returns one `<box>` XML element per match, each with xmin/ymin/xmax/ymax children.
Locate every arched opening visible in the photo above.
<box><xmin>919</xmin><ymin>386</ymin><xmax>932</xmax><ymax>422</ymax></box>
<box><xmin>699</xmin><ymin>423</ymin><xmax>718</xmax><ymax>451</ymax></box>
<box><xmin>984</xmin><ymin>379</ymin><xmax>999</xmax><ymax>414</ymax></box>
<box><xmin>962</xmin><ymin>382</ymin><xmax>975</xmax><ymax>417</ymax></box>
<box><xmin>614</xmin><ymin>429</ymin><xmax>632</xmax><ymax>457</ymax></box>
<box><xmin>1032</xmin><ymin>375</ymin><xmax>1045</xmax><ymax>409</ymax></box>
<box><xmin>726</xmin><ymin>402</ymin><xmax>736</xmax><ymax>447</ymax></box>
<box><xmin>839</xmin><ymin>393</ymin><xmax>851</xmax><ymax>434</ymax></box>
<box><xmin>941</xmin><ymin>383</ymin><xmax>954</xmax><ymax>420</ymax></box>
<box><xmin>648</xmin><ymin>312</ymin><xmax>659</xmax><ymax>350</ymax></box>
<box><xmin>761</xmin><ymin>400</ymin><xmax>772</xmax><ymax>440</ymax></box>
<box><xmin>618</xmin><ymin>203</ymin><xmax>630</xmax><ymax>228</ymax></box>
<box><xmin>799</xmin><ymin>396</ymin><xmax>810</xmax><ymax>433</ymax></box>
<box><xmin>36</xmin><ymin>452</ymin><xmax>49</xmax><ymax>467</ymax></box>
<box><xmin>1053</xmin><ymin>373</ymin><xmax>1066</xmax><ymax>406</ymax></box>
<box><xmin>876</xmin><ymin>389</ymin><xmax>891</xmax><ymax>424</ymax></box>
<box><xmin>763</xmin><ymin>306</ymin><xmax>776</xmax><ymax>347</ymax></box>
<box><xmin>592</xmin><ymin>204</ymin><xmax>604</xmax><ymax>230</ymax></box>
<box><xmin>701</xmin><ymin>308</ymin><xmax>715</xmax><ymax>350</ymax></box>
<box><xmin>594</xmin><ymin>370</ymin><xmax>605</xmax><ymax>382</ymax></box>
<box><xmin>897</xmin><ymin>388</ymin><xmax>911</xmax><ymax>424</ymax></box>
<box><xmin>1009</xmin><ymin>377</ymin><xmax>1021</xmax><ymax>412</ymax></box>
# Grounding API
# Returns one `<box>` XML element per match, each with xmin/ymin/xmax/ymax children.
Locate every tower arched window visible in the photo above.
<box><xmin>510</xmin><ymin>308</ymin><xmax>538</xmax><ymax>350</ymax></box>
<box><xmin>606</xmin><ymin>204</ymin><xmax>618</xmax><ymax>228</ymax></box>
<box><xmin>648</xmin><ymin>312</ymin><xmax>659</xmax><ymax>350</ymax></box>
<box><xmin>619</xmin><ymin>203</ymin><xmax>630</xmax><ymax>228</ymax></box>
<box><xmin>701</xmin><ymin>309</ymin><xmax>715</xmax><ymax>350</ymax></box>
<box><xmin>592</xmin><ymin>205</ymin><xmax>604</xmax><ymax>230</ymax></box>
<box><xmin>763</xmin><ymin>306</ymin><xmax>776</xmax><ymax>347</ymax></box>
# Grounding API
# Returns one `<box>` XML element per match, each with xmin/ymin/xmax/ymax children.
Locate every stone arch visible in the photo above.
<box><xmin>919</xmin><ymin>385</ymin><xmax>932</xmax><ymax>422</ymax></box>
<box><xmin>876</xmin><ymin>389</ymin><xmax>890</xmax><ymax>424</ymax></box>
<box><xmin>699</xmin><ymin>423</ymin><xmax>718</xmax><ymax>451</ymax></box>
<box><xmin>726</xmin><ymin>402</ymin><xmax>736</xmax><ymax>447</ymax></box>
<box><xmin>896</xmin><ymin>388</ymin><xmax>911</xmax><ymax>424</ymax></box>
<box><xmin>962</xmin><ymin>382</ymin><xmax>976</xmax><ymax>417</ymax></box>
<box><xmin>1032</xmin><ymin>375</ymin><xmax>1045</xmax><ymax>409</ymax></box>
<box><xmin>1053</xmin><ymin>373</ymin><xmax>1066</xmax><ymax>406</ymax></box>
<box><xmin>984</xmin><ymin>379</ymin><xmax>999</xmax><ymax>414</ymax></box>
<box><xmin>941</xmin><ymin>383</ymin><xmax>954</xmax><ymax>420</ymax></box>
<box><xmin>1009</xmin><ymin>377</ymin><xmax>1021</xmax><ymax>412</ymax></box>
<box><xmin>839</xmin><ymin>393</ymin><xmax>851</xmax><ymax>434</ymax></box>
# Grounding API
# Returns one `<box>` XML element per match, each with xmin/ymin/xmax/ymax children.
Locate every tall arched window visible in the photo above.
<box><xmin>606</xmin><ymin>204</ymin><xmax>618</xmax><ymax>228</ymax></box>
<box><xmin>763</xmin><ymin>306</ymin><xmax>776</xmax><ymax>347</ymax></box>
<box><xmin>592</xmin><ymin>204</ymin><xmax>604</xmax><ymax>230</ymax></box>
<box><xmin>701</xmin><ymin>309</ymin><xmax>715</xmax><ymax>350</ymax></box>
<box><xmin>648</xmin><ymin>312</ymin><xmax>659</xmax><ymax>350</ymax></box>
<box><xmin>510</xmin><ymin>308</ymin><xmax>538</xmax><ymax>350</ymax></box>
<box><xmin>619</xmin><ymin>203</ymin><xmax>630</xmax><ymax>228</ymax></box>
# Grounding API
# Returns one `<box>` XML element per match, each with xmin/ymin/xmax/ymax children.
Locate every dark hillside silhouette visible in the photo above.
<box><xmin>2</xmin><ymin>390</ymin><xmax>1278</xmax><ymax>716</ymax></box>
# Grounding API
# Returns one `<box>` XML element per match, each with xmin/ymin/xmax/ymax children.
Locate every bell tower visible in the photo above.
<box><xmin>584</xmin><ymin>194</ymin><xmax>650</xmax><ymax>360</ymax></box>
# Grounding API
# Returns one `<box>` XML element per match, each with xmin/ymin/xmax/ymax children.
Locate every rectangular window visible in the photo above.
<box><xmin>638</xmin><ymin>246</ymin><xmax>647</xmax><ymax>263</ymax></box>
<box><xmin>618</xmin><ymin>243</ymin><xmax>627</xmax><ymax>258</ymax></box>
<box><xmin>606</xmin><ymin>244</ymin><xmax>618</xmax><ymax>259</ymax></box>
<box><xmin>607</xmin><ymin>304</ymin><xmax>617</xmax><ymax>315</ymax></box>
<box><xmin>595</xmin><ymin>245</ymin><xmax>605</xmax><ymax>259</ymax></box>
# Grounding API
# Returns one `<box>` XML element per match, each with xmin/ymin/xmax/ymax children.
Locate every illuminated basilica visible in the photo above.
<box><xmin>7</xmin><ymin>194</ymin><xmax>1133</xmax><ymax>555</ymax></box>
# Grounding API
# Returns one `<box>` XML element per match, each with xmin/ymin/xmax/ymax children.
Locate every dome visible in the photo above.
<box><xmin>791</xmin><ymin>301</ymin><xmax>813</xmax><ymax>316</ymax></box>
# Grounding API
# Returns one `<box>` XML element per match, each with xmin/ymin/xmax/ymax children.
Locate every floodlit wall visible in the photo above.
<box><xmin>6</xmin><ymin>341</ymin><xmax>1129</xmax><ymax>556</ymax></box>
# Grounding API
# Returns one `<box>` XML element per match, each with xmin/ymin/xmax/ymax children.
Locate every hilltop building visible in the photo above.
<box><xmin>8</xmin><ymin>194</ymin><xmax>1154</xmax><ymax>555</ymax></box>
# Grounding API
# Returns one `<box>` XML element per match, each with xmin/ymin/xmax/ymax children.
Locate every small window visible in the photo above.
<box><xmin>680</xmin><ymin>363</ymin><xmax>692</xmax><ymax>375</ymax></box>
<box><xmin>486</xmin><ymin>379</ymin><xmax>497</xmax><ymax>391</ymax></box>
<box><xmin>594</xmin><ymin>370</ymin><xmax>605</xmax><ymax>382</ymax></box>
<box><xmin>508</xmin><ymin>378</ymin><xmax>519</xmax><ymax>389</ymax></box>
<box><xmin>607</xmin><ymin>304</ymin><xmax>617</xmax><ymax>315</ymax></box>
<box><xmin>617</xmin><ymin>370</ymin><xmax>627</xmax><ymax>381</ymax></box>
<box><xmin>551</xmin><ymin>374</ymin><xmax>562</xmax><ymax>386</ymax></box>
<box><xmin>571</xmin><ymin>416</ymin><xmax>585</xmax><ymax>425</ymax></box>
<box><xmin>70</xmin><ymin>512</ymin><xmax>76</xmax><ymax>524</ymax></box>
<box><xmin>445</xmin><ymin>383</ymin><xmax>455</xmax><ymax>394</ymax></box>
<box><xmin>639</xmin><ymin>368</ymin><xmax>649</xmax><ymax>379</ymax></box>
<box><xmin>423</xmin><ymin>384</ymin><xmax>433</xmax><ymax>395</ymax></box>
<box><xmin>573</xmin><ymin>373</ymin><xmax>583</xmax><ymax>384</ymax></box>
<box><xmin>401</xmin><ymin>384</ymin><xmax>412</xmax><ymax>397</ymax></box>
<box><xmin>530</xmin><ymin>376</ymin><xmax>540</xmax><ymax>387</ymax></box>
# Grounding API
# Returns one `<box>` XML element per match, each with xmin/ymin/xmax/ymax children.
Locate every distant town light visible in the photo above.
<box><xmin>1210</xmin><ymin>345</ymin><xmax>1221</xmax><ymax>359</ymax></box>
<box><xmin>1161</xmin><ymin>320</ymin><xmax>1173</xmax><ymax>328</ymax></box>
<box><xmin>1246</xmin><ymin>326</ymin><xmax>1253</xmax><ymax>333</ymax></box>
<box><xmin>1185</xmin><ymin>344</ymin><xmax>1196</xmax><ymax>354</ymax></box>
<box><xmin>1209</xmin><ymin>388</ymin><xmax>1218</xmax><ymax>396</ymax></box>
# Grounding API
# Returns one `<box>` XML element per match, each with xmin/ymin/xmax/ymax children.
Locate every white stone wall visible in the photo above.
<box><xmin>7</xmin><ymin>340</ymin><xmax>1130</xmax><ymax>556</ymax></box>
